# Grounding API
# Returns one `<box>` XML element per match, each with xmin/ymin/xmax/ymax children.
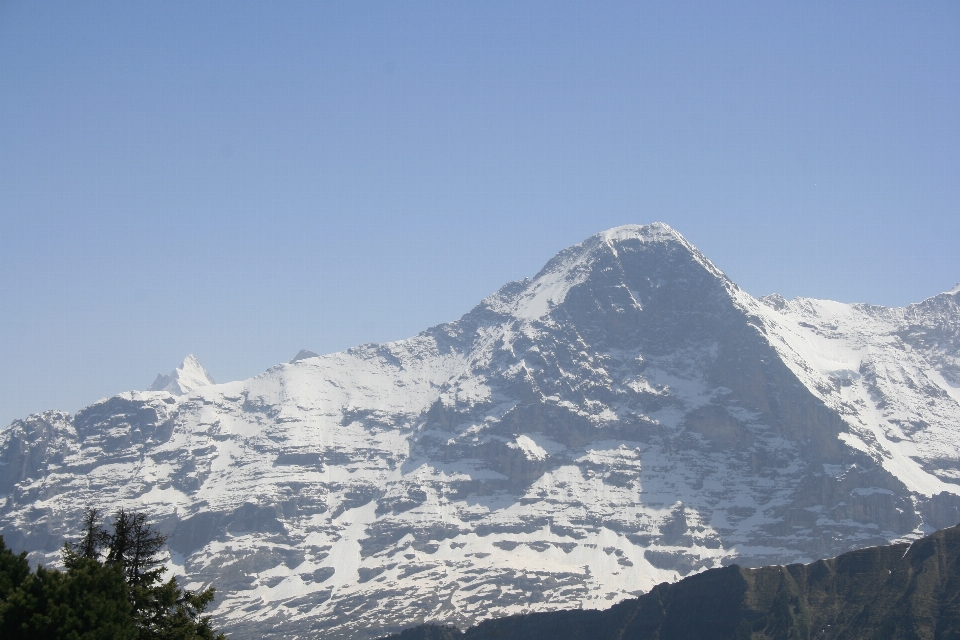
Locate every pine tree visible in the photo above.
<box><xmin>107</xmin><ymin>507</ymin><xmax>133</xmax><ymax>566</ymax></box>
<box><xmin>0</xmin><ymin>537</ymin><xmax>30</xmax><ymax>601</ymax></box>
<box><xmin>127</xmin><ymin>511</ymin><xmax>168</xmax><ymax>590</ymax></box>
<box><xmin>2</xmin><ymin>508</ymin><xmax>227</xmax><ymax>639</ymax></box>
<box><xmin>98</xmin><ymin>507</ymin><xmax>226</xmax><ymax>640</ymax></box>
<box><xmin>1</xmin><ymin>536</ymin><xmax>136</xmax><ymax>639</ymax></box>
<box><xmin>62</xmin><ymin>507</ymin><xmax>110</xmax><ymax>566</ymax></box>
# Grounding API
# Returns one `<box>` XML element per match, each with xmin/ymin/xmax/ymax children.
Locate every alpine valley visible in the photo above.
<box><xmin>1</xmin><ymin>224</ymin><xmax>959</xmax><ymax>639</ymax></box>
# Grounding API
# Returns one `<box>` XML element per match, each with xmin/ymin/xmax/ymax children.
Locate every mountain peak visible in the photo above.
<box><xmin>290</xmin><ymin>349</ymin><xmax>319</xmax><ymax>363</ymax></box>
<box><xmin>148</xmin><ymin>354</ymin><xmax>215</xmax><ymax>395</ymax></box>
<box><xmin>481</xmin><ymin>222</ymin><xmax>728</xmax><ymax>323</ymax></box>
<box><xmin>947</xmin><ymin>282</ymin><xmax>960</xmax><ymax>296</ymax></box>
<box><xmin>598</xmin><ymin>221</ymin><xmax>681</xmax><ymax>244</ymax></box>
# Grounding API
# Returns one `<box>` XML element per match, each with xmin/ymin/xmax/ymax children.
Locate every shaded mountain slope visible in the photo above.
<box><xmin>387</xmin><ymin>523</ymin><xmax>960</xmax><ymax>640</ymax></box>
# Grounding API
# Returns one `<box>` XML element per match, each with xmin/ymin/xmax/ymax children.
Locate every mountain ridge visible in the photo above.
<box><xmin>381</xmin><ymin>523</ymin><xmax>960</xmax><ymax>640</ymax></box>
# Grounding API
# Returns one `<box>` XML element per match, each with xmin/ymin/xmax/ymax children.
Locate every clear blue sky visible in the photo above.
<box><xmin>2</xmin><ymin>1</ymin><xmax>958</xmax><ymax>426</ymax></box>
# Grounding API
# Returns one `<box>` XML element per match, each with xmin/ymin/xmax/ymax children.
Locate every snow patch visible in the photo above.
<box><xmin>510</xmin><ymin>435</ymin><xmax>549</xmax><ymax>461</ymax></box>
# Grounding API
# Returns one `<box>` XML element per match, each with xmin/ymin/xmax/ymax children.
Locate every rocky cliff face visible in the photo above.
<box><xmin>1</xmin><ymin>224</ymin><xmax>958</xmax><ymax>639</ymax></box>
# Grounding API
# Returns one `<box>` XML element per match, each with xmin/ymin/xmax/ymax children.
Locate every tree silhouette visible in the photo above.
<box><xmin>3</xmin><ymin>507</ymin><xmax>227</xmax><ymax>639</ymax></box>
<box><xmin>64</xmin><ymin>507</ymin><xmax>110</xmax><ymax>560</ymax></box>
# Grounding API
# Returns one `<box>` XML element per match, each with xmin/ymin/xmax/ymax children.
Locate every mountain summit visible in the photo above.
<box><xmin>148</xmin><ymin>355</ymin><xmax>215</xmax><ymax>395</ymax></box>
<box><xmin>479</xmin><ymin>222</ymin><xmax>730</xmax><ymax>325</ymax></box>
<box><xmin>1</xmin><ymin>224</ymin><xmax>958</xmax><ymax>640</ymax></box>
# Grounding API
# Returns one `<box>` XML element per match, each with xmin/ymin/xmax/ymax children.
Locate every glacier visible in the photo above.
<box><xmin>1</xmin><ymin>223</ymin><xmax>958</xmax><ymax>639</ymax></box>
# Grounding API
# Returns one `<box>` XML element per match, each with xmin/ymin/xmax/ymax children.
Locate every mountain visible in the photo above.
<box><xmin>0</xmin><ymin>223</ymin><xmax>958</xmax><ymax>639</ymax></box>
<box><xmin>383</xmin><ymin>523</ymin><xmax>960</xmax><ymax>640</ymax></box>
<box><xmin>290</xmin><ymin>349</ymin><xmax>320</xmax><ymax>364</ymax></box>
<box><xmin>148</xmin><ymin>355</ymin><xmax>215</xmax><ymax>396</ymax></box>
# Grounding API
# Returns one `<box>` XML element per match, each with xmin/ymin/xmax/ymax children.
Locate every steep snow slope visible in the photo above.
<box><xmin>1</xmin><ymin>224</ymin><xmax>958</xmax><ymax>639</ymax></box>
<box><xmin>756</xmin><ymin>291</ymin><xmax>960</xmax><ymax>497</ymax></box>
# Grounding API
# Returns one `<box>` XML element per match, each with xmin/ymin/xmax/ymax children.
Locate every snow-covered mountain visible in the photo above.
<box><xmin>1</xmin><ymin>223</ymin><xmax>958</xmax><ymax>639</ymax></box>
<box><xmin>148</xmin><ymin>354</ymin><xmax>215</xmax><ymax>396</ymax></box>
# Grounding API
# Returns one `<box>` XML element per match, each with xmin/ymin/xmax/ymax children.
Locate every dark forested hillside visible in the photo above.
<box><xmin>383</xmin><ymin>523</ymin><xmax>960</xmax><ymax>640</ymax></box>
